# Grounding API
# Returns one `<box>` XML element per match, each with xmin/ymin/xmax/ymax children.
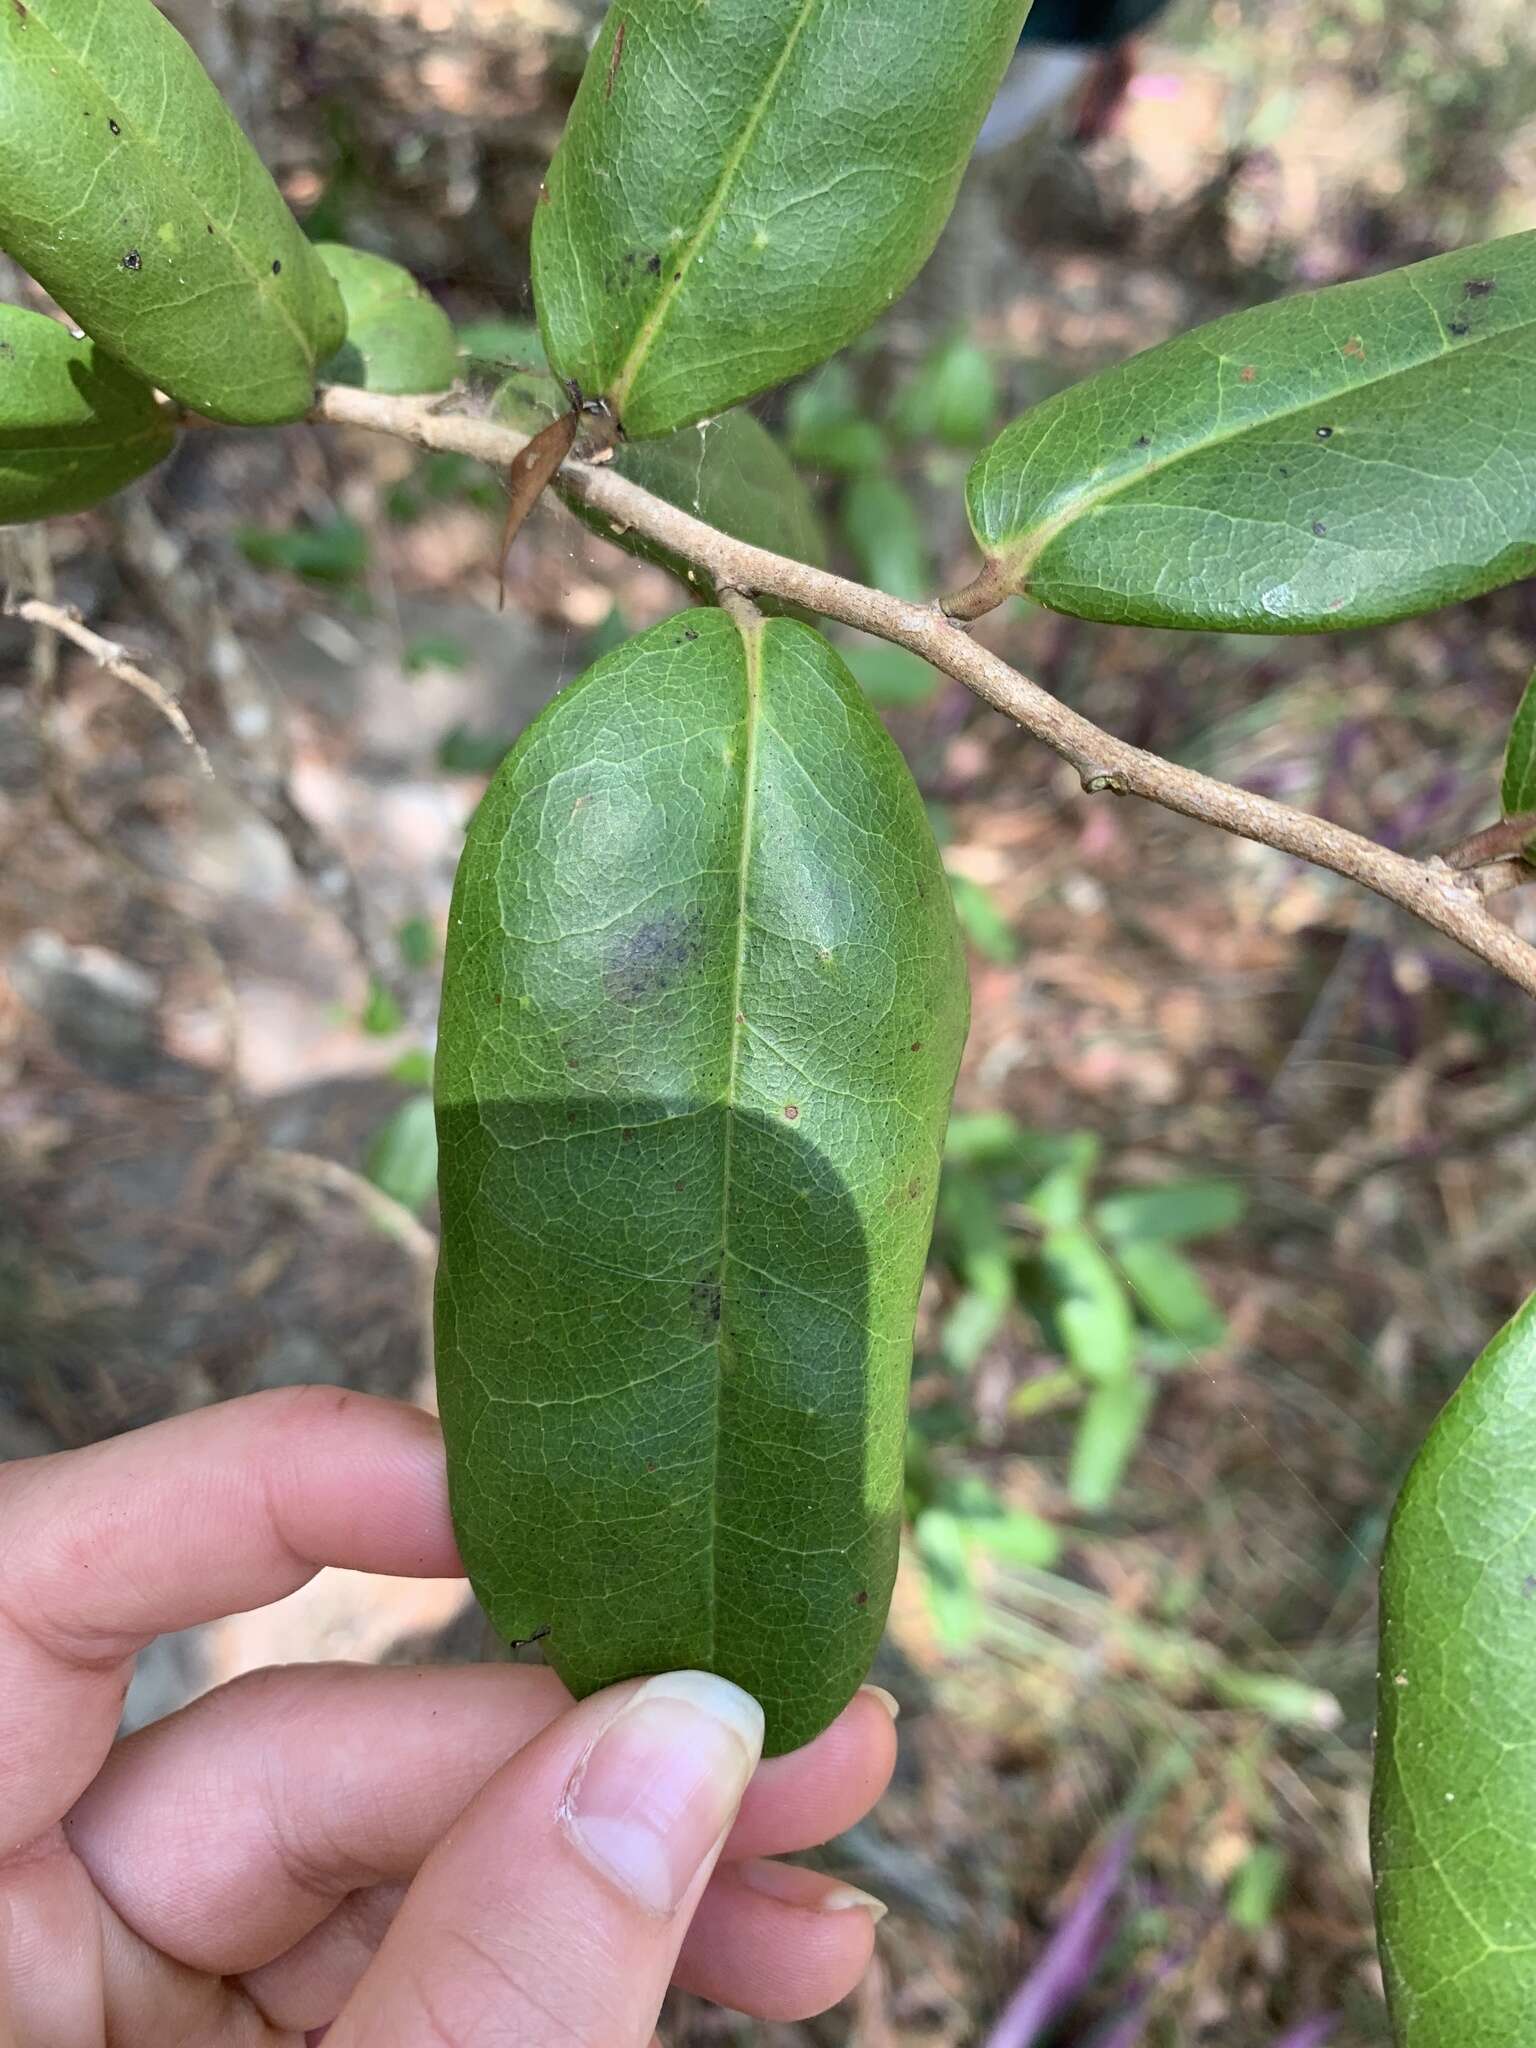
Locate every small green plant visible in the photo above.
<box><xmin>6</xmin><ymin>0</ymin><xmax>1536</xmax><ymax>2022</ymax></box>
<box><xmin>934</xmin><ymin>1115</ymin><xmax>1243</xmax><ymax>1513</ymax></box>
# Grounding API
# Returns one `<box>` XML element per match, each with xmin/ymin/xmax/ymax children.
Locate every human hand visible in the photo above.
<box><xmin>0</xmin><ymin>1387</ymin><xmax>898</xmax><ymax>2045</ymax></box>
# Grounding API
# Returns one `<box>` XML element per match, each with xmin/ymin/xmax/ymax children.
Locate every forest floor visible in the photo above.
<box><xmin>4</xmin><ymin>0</ymin><xmax>1536</xmax><ymax>2042</ymax></box>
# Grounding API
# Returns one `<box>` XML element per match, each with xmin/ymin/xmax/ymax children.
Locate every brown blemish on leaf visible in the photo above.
<box><xmin>10</xmin><ymin>3</ymin><xmax>28</xmax><ymax>25</ymax></box>
<box><xmin>621</xmin><ymin>1128</ymin><xmax>636</xmax><ymax>1143</ymax></box>
<box><xmin>1448</xmin><ymin>318</ymin><xmax>1469</xmax><ymax>337</ymax></box>
<box><xmin>691</xmin><ymin>1276</ymin><xmax>723</xmax><ymax>1327</ymax></box>
<box><xmin>1312</xmin><ymin>521</ymin><xmax>1327</xmax><ymax>536</ymax></box>
<box><xmin>909</xmin><ymin>1040</ymin><xmax>922</xmax><ymax>1052</ymax></box>
<box><xmin>1465</xmin><ymin>278</ymin><xmax>1497</xmax><ymax>298</ymax></box>
<box><xmin>1343</xmin><ymin>336</ymin><xmax>1366</xmax><ymax>360</ymax></box>
<box><xmin>1239</xmin><ymin>364</ymin><xmax>1256</xmax><ymax>383</ymax></box>
<box><xmin>605</xmin><ymin>16</ymin><xmax>626</xmax><ymax>98</ymax></box>
<box><xmin>120</xmin><ymin>249</ymin><xmax>141</xmax><ymax>271</ymax></box>
<box><xmin>783</xmin><ymin>1104</ymin><xmax>800</xmax><ymax>1121</ymax></box>
<box><xmin>854</xmin><ymin>1589</ymin><xmax>869</xmax><ymax>1607</ymax></box>
<box><xmin>108</xmin><ymin>118</ymin><xmax>120</xmax><ymax>135</ymax></box>
<box><xmin>1315</xmin><ymin>425</ymin><xmax>1334</xmax><ymax>439</ymax></box>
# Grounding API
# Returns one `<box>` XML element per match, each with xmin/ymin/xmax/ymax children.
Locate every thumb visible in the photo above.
<box><xmin>325</xmin><ymin>1669</ymin><xmax>765</xmax><ymax>2048</ymax></box>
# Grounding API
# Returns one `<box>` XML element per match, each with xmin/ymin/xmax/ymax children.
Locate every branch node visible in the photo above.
<box><xmin>1081</xmin><ymin>767</ymin><xmax>1129</xmax><ymax>796</ymax></box>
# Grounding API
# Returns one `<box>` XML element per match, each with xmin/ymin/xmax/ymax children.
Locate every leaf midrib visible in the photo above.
<box><xmin>15</xmin><ymin>8</ymin><xmax>315</xmax><ymax>369</ymax></box>
<box><xmin>985</xmin><ymin>305</ymin><xmax>1536</xmax><ymax>584</ymax></box>
<box><xmin>606</xmin><ymin>0</ymin><xmax>820</xmax><ymax>422</ymax></box>
<box><xmin>710</xmin><ymin>610</ymin><xmax>763</xmax><ymax>1661</ymax></box>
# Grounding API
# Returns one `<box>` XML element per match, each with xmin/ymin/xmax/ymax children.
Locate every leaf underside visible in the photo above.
<box><xmin>434</xmin><ymin>610</ymin><xmax>968</xmax><ymax>1753</ymax></box>
<box><xmin>0</xmin><ymin>304</ymin><xmax>175</xmax><ymax>520</ymax></box>
<box><xmin>968</xmin><ymin>232</ymin><xmax>1536</xmax><ymax>633</ymax></box>
<box><xmin>1373</xmin><ymin>1292</ymin><xmax>1536</xmax><ymax>2046</ymax></box>
<box><xmin>0</xmin><ymin>0</ymin><xmax>343</xmax><ymax>425</ymax></box>
<box><xmin>532</xmin><ymin>0</ymin><xmax>1028</xmax><ymax>440</ymax></box>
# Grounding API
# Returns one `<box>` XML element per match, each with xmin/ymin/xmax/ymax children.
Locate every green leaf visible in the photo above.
<box><xmin>967</xmin><ymin>232</ymin><xmax>1536</xmax><ymax>632</ymax></box>
<box><xmin>1115</xmin><ymin>1240</ymin><xmax>1225</xmax><ymax>1348</ymax></box>
<box><xmin>456</xmin><ymin>317</ymin><xmax>548</xmax><ymax>377</ymax></box>
<box><xmin>1501</xmin><ymin>668</ymin><xmax>1536</xmax><ymax>828</ymax></box>
<box><xmin>1373</xmin><ymin>1292</ymin><xmax>1536</xmax><ymax>2045</ymax></box>
<box><xmin>936</xmin><ymin>1167</ymin><xmax>1015</xmax><ymax>1373</ymax></box>
<box><xmin>839</xmin><ymin>641</ymin><xmax>941</xmax><ymax>708</ymax></box>
<box><xmin>435</xmin><ymin>609</ymin><xmax>969</xmax><ymax>1754</ymax></box>
<box><xmin>0</xmin><ymin>306</ymin><xmax>175</xmax><ymax>520</ymax></box>
<box><xmin>359</xmin><ymin>980</ymin><xmax>405</xmax><ymax>1037</ymax></box>
<box><xmin>914</xmin><ymin>1508</ymin><xmax>985</xmax><ymax>1650</ymax></box>
<box><xmin>532</xmin><ymin>0</ymin><xmax>1028</xmax><ymax>439</ymax></box>
<box><xmin>1039</xmin><ymin>1225</ymin><xmax>1136</xmax><ymax>1385</ymax></box>
<box><xmin>840</xmin><ymin>475</ymin><xmax>932</xmax><ymax>602</ymax></box>
<box><xmin>787</xmin><ymin>365</ymin><xmax>890</xmax><ymax>478</ymax></box>
<box><xmin>0</xmin><ymin>0</ymin><xmax>343</xmax><ymax>424</ymax></box>
<box><xmin>497</xmin><ymin>377</ymin><xmax>827</xmax><ymax>606</ymax></box>
<box><xmin>1093</xmin><ymin>1177</ymin><xmax>1247</xmax><ymax>1244</ymax></box>
<box><xmin>1227</xmin><ymin>1844</ymin><xmax>1287</xmax><ymax>1933</ymax></box>
<box><xmin>364</xmin><ymin>1095</ymin><xmax>438</xmax><ymax>1214</ymax></box>
<box><xmin>1069</xmin><ymin>1372</ymin><xmax>1154</xmax><ymax>1513</ymax></box>
<box><xmin>949</xmin><ymin>874</ymin><xmax>1018</xmax><ymax>964</ymax></box>
<box><xmin>893</xmin><ymin>334</ymin><xmax>999</xmax><ymax>449</ymax></box>
<box><xmin>315</xmin><ymin>244</ymin><xmax>456</xmax><ymax>396</ymax></box>
<box><xmin>236</xmin><ymin>515</ymin><xmax>369</xmax><ymax>585</ymax></box>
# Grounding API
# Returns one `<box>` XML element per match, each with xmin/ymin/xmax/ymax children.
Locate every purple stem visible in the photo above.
<box><xmin>982</xmin><ymin>1827</ymin><xmax>1137</xmax><ymax>2048</ymax></box>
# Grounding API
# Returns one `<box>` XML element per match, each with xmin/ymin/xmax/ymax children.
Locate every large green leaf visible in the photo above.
<box><xmin>966</xmin><ymin>233</ymin><xmax>1536</xmax><ymax>632</ymax></box>
<box><xmin>494</xmin><ymin>371</ymin><xmax>827</xmax><ymax>607</ymax></box>
<box><xmin>435</xmin><ymin>609</ymin><xmax>969</xmax><ymax>1752</ymax></box>
<box><xmin>316</xmin><ymin>244</ymin><xmax>456</xmax><ymax>397</ymax></box>
<box><xmin>531</xmin><ymin>0</ymin><xmax>1028</xmax><ymax>440</ymax></box>
<box><xmin>0</xmin><ymin>0</ymin><xmax>343</xmax><ymax>424</ymax></box>
<box><xmin>1373</xmin><ymin>1293</ymin><xmax>1536</xmax><ymax>2045</ymax></box>
<box><xmin>0</xmin><ymin>305</ymin><xmax>175</xmax><ymax>520</ymax></box>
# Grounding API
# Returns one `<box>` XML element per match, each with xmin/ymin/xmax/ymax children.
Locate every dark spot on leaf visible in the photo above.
<box><xmin>0</xmin><ymin>340</ymin><xmax>12</xmax><ymax>357</ymax></box>
<box><xmin>11</xmin><ymin>3</ymin><xmax>27</xmax><ymax>23</ymax></box>
<box><xmin>108</xmin><ymin>118</ymin><xmax>120</xmax><ymax>135</ymax></box>
<box><xmin>691</xmin><ymin>1276</ymin><xmax>723</xmax><ymax>1327</ymax></box>
<box><xmin>683</xmin><ymin>627</ymin><xmax>699</xmax><ymax>640</ymax></box>
<box><xmin>120</xmin><ymin>249</ymin><xmax>141</xmax><ymax>270</ymax></box>
<box><xmin>206</xmin><ymin>222</ymin><xmax>215</xmax><ymax>233</ymax></box>
<box><xmin>1465</xmin><ymin>278</ymin><xmax>1497</xmax><ymax>298</ymax></box>
<box><xmin>491</xmin><ymin>992</ymin><xmax>503</xmax><ymax>1005</ymax></box>
<box><xmin>621</xmin><ymin>1127</ymin><xmax>635</xmax><ymax>1142</ymax></box>
<box><xmin>784</xmin><ymin>1103</ymin><xmax>800</xmax><ymax>1121</ymax></box>
<box><xmin>271</xmin><ymin>258</ymin><xmax>282</xmax><ymax>275</ymax></box>
<box><xmin>1239</xmin><ymin>364</ymin><xmax>1256</xmax><ymax>383</ymax></box>
<box><xmin>673</xmin><ymin>270</ymin><xmax>683</xmax><ymax>282</ymax></box>
<box><xmin>565</xmin><ymin>1109</ymin><xmax>577</xmax><ymax>1123</ymax></box>
<box><xmin>566</xmin><ymin>1057</ymin><xmax>580</xmax><ymax>1069</ymax></box>
<box><xmin>1342</xmin><ymin>336</ymin><xmax>1366</xmax><ymax>360</ymax></box>
<box><xmin>907</xmin><ymin>1176</ymin><xmax>922</xmax><ymax>1201</ymax></box>
<box><xmin>645</xmin><ymin>1458</ymin><xmax>657</xmax><ymax>1473</ymax></box>
<box><xmin>1522</xmin><ymin>1574</ymin><xmax>1536</xmax><ymax>1599</ymax></box>
<box><xmin>605</xmin><ymin>15</ymin><xmax>626</xmax><ymax>97</ymax></box>
<box><xmin>673</xmin><ymin>1178</ymin><xmax>687</xmax><ymax>1193</ymax></box>
<box><xmin>1315</xmin><ymin>425</ymin><xmax>1333</xmax><ymax>439</ymax></box>
<box><xmin>854</xmin><ymin>1588</ymin><xmax>869</xmax><ymax>1607</ymax></box>
<box><xmin>1312</xmin><ymin>521</ymin><xmax>1327</xmax><ymax>537</ymax></box>
<box><xmin>1134</xmin><ymin>433</ymin><xmax>1151</xmax><ymax>448</ymax></box>
<box><xmin>910</xmin><ymin>1040</ymin><xmax>922</xmax><ymax>1052</ymax></box>
<box><xmin>1278</xmin><ymin>465</ymin><xmax>1291</xmax><ymax>477</ymax></box>
<box><xmin>604</xmin><ymin>911</ymin><xmax>695</xmax><ymax>1007</ymax></box>
<box><xmin>646</xmin><ymin>253</ymin><xmax>661</xmax><ymax>276</ymax></box>
<box><xmin>1448</xmin><ymin>318</ymin><xmax>1469</xmax><ymax>336</ymax></box>
<box><xmin>509</xmin><ymin>1623</ymin><xmax>551</xmax><ymax>1649</ymax></box>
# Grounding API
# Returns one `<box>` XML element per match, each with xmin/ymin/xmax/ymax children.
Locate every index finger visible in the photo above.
<box><xmin>0</xmin><ymin>1386</ymin><xmax>460</xmax><ymax>1849</ymax></box>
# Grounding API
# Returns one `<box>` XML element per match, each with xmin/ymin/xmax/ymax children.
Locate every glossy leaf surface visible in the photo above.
<box><xmin>0</xmin><ymin>306</ymin><xmax>175</xmax><ymax>520</ymax></box>
<box><xmin>532</xmin><ymin>0</ymin><xmax>1028</xmax><ymax>439</ymax></box>
<box><xmin>316</xmin><ymin>244</ymin><xmax>456</xmax><ymax>396</ymax></box>
<box><xmin>967</xmin><ymin>233</ymin><xmax>1536</xmax><ymax>632</ymax></box>
<box><xmin>1373</xmin><ymin>1292</ymin><xmax>1536</xmax><ymax>2045</ymax></box>
<box><xmin>495</xmin><ymin>372</ymin><xmax>826</xmax><ymax>606</ymax></box>
<box><xmin>435</xmin><ymin>610</ymin><xmax>968</xmax><ymax>1752</ymax></box>
<box><xmin>0</xmin><ymin>0</ymin><xmax>344</xmax><ymax>424</ymax></box>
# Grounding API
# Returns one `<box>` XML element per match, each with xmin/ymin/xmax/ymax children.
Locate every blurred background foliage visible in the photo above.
<box><xmin>4</xmin><ymin>0</ymin><xmax>1536</xmax><ymax>2041</ymax></box>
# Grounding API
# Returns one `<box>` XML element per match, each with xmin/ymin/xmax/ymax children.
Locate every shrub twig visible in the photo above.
<box><xmin>308</xmin><ymin>384</ymin><xmax>1536</xmax><ymax>1001</ymax></box>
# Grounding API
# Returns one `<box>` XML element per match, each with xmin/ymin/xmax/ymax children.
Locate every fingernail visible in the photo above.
<box><xmin>561</xmin><ymin>1671</ymin><xmax>764</xmax><ymax>1916</ymax></box>
<box><xmin>738</xmin><ymin>1857</ymin><xmax>889</xmax><ymax>1924</ymax></box>
<box><xmin>860</xmin><ymin>1684</ymin><xmax>901</xmax><ymax>1722</ymax></box>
